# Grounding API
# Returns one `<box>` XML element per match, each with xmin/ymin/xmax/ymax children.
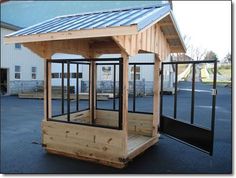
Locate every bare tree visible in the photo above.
<box><xmin>188</xmin><ymin>44</ymin><xmax>207</xmax><ymax>61</ymax></box>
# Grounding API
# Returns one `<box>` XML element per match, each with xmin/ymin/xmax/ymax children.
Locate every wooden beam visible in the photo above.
<box><xmin>90</xmin><ymin>41</ymin><xmax>121</xmax><ymax>54</ymax></box>
<box><xmin>152</xmin><ymin>54</ymin><xmax>160</xmax><ymax>137</ymax></box>
<box><xmin>121</xmin><ymin>52</ymin><xmax>129</xmax><ymax>156</ymax></box>
<box><xmin>165</xmin><ymin>34</ymin><xmax>179</xmax><ymax>39</ymax></box>
<box><xmin>159</xmin><ymin>22</ymin><xmax>172</xmax><ymax>27</ymax></box>
<box><xmin>4</xmin><ymin>25</ymin><xmax>138</xmax><ymax>44</ymax></box>
<box><xmin>44</xmin><ymin>59</ymin><xmax>52</xmax><ymax>120</ymax></box>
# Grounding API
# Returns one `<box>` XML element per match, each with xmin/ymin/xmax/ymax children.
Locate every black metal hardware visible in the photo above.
<box><xmin>46</xmin><ymin>60</ymin><xmax>49</xmax><ymax>120</ymax></box>
<box><xmin>210</xmin><ymin>60</ymin><xmax>217</xmax><ymax>155</ymax></box>
<box><xmin>61</xmin><ymin>62</ymin><xmax>64</xmax><ymax>114</ymax></box>
<box><xmin>113</xmin><ymin>64</ymin><xmax>116</xmax><ymax>110</ymax></box>
<box><xmin>76</xmin><ymin>63</ymin><xmax>79</xmax><ymax>111</ymax></box>
<box><xmin>174</xmin><ymin>63</ymin><xmax>178</xmax><ymax>118</ymax></box>
<box><xmin>91</xmin><ymin>61</ymin><xmax>95</xmax><ymax>124</ymax></box>
<box><xmin>160</xmin><ymin>60</ymin><xmax>217</xmax><ymax>155</ymax></box>
<box><xmin>133</xmin><ymin>64</ymin><xmax>136</xmax><ymax>112</ymax></box>
<box><xmin>119</xmin><ymin>58</ymin><xmax>123</xmax><ymax>130</ymax></box>
<box><xmin>67</xmin><ymin>60</ymin><xmax>70</xmax><ymax>122</ymax></box>
<box><xmin>191</xmin><ymin>63</ymin><xmax>195</xmax><ymax>124</ymax></box>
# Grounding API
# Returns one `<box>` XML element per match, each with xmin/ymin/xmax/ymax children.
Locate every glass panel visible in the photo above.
<box><xmin>128</xmin><ymin>65</ymin><xmax>133</xmax><ymax>112</ymax></box>
<box><xmin>96</xmin><ymin>64</ymin><xmax>114</xmax><ymax>110</ymax></box>
<box><xmin>176</xmin><ymin>63</ymin><xmax>192</xmax><ymax>123</ymax></box>
<box><xmin>15</xmin><ymin>73</ymin><xmax>20</xmax><ymax>79</ymax></box>
<box><xmin>32</xmin><ymin>67</ymin><xmax>36</xmax><ymax>73</ymax></box>
<box><xmin>79</xmin><ymin>64</ymin><xmax>89</xmax><ymax>110</ymax></box>
<box><xmin>15</xmin><ymin>65</ymin><xmax>20</xmax><ymax>72</ymax></box>
<box><xmin>32</xmin><ymin>73</ymin><xmax>36</xmax><ymax>79</ymax></box>
<box><xmin>162</xmin><ymin>64</ymin><xmax>174</xmax><ymax>117</ymax></box>
<box><xmin>135</xmin><ymin>65</ymin><xmax>153</xmax><ymax>113</ymax></box>
<box><xmin>194</xmin><ymin>63</ymin><xmax>213</xmax><ymax>129</ymax></box>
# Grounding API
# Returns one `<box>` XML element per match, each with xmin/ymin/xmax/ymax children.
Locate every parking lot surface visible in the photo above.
<box><xmin>1</xmin><ymin>82</ymin><xmax>232</xmax><ymax>173</ymax></box>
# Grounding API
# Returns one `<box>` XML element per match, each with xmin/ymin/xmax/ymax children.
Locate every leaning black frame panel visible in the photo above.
<box><xmin>45</xmin><ymin>58</ymin><xmax>124</xmax><ymax>130</ymax></box>
<box><xmin>160</xmin><ymin>60</ymin><xmax>217</xmax><ymax>155</ymax></box>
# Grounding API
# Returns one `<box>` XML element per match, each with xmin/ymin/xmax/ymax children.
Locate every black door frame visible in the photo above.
<box><xmin>159</xmin><ymin>60</ymin><xmax>217</xmax><ymax>155</ymax></box>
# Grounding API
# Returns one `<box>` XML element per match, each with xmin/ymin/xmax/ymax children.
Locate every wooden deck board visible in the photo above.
<box><xmin>127</xmin><ymin>134</ymin><xmax>151</xmax><ymax>153</ymax></box>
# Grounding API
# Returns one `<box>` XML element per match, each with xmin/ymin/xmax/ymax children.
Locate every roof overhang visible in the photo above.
<box><xmin>4</xmin><ymin>25</ymin><xmax>138</xmax><ymax>44</ymax></box>
<box><xmin>168</xmin><ymin>11</ymin><xmax>186</xmax><ymax>53</ymax></box>
<box><xmin>1</xmin><ymin>21</ymin><xmax>22</xmax><ymax>31</ymax></box>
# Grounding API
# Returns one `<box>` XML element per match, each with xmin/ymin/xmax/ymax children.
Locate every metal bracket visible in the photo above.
<box><xmin>212</xmin><ymin>89</ymin><xmax>217</xmax><ymax>96</ymax></box>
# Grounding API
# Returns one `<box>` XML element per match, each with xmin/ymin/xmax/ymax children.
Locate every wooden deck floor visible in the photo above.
<box><xmin>128</xmin><ymin>134</ymin><xmax>151</xmax><ymax>153</ymax></box>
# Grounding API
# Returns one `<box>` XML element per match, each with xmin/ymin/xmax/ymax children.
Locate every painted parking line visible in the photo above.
<box><xmin>179</xmin><ymin>88</ymin><xmax>211</xmax><ymax>93</ymax></box>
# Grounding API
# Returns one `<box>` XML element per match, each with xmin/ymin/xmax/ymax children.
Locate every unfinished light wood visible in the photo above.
<box><xmin>44</xmin><ymin>59</ymin><xmax>52</xmax><ymax>120</ymax></box>
<box><xmin>52</xmin><ymin>110</ymin><xmax>90</xmax><ymax>123</ymax></box>
<box><xmin>4</xmin><ymin>25</ymin><xmax>138</xmax><ymax>44</ymax></box>
<box><xmin>96</xmin><ymin>110</ymin><xmax>153</xmax><ymax>137</ymax></box>
<box><xmin>113</xmin><ymin>23</ymin><xmax>174</xmax><ymax>59</ymax></box>
<box><xmin>42</xmin><ymin>120</ymin><xmax>127</xmax><ymax>168</ymax></box>
<box><xmin>121</xmin><ymin>52</ymin><xmax>129</xmax><ymax>157</ymax></box>
<box><xmin>152</xmin><ymin>54</ymin><xmax>160</xmax><ymax>137</ymax></box>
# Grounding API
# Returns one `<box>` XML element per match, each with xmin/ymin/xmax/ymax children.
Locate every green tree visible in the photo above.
<box><xmin>224</xmin><ymin>53</ymin><xmax>231</xmax><ymax>63</ymax></box>
<box><xmin>204</xmin><ymin>51</ymin><xmax>218</xmax><ymax>61</ymax></box>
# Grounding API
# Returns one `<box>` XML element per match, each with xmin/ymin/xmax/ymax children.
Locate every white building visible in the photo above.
<box><xmin>50</xmin><ymin>53</ymin><xmax>173</xmax><ymax>95</ymax></box>
<box><xmin>1</xmin><ymin>21</ymin><xmax>44</xmax><ymax>95</ymax></box>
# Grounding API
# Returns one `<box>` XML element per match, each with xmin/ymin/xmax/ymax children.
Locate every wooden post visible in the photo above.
<box><xmin>44</xmin><ymin>59</ymin><xmax>52</xmax><ymax>120</ymax></box>
<box><xmin>121</xmin><ymin>52</ymin><xmax>129</xmax><ymax>156</ymax></box>
<box><xmin>89</xmin><ymin>60</ymin><xmax>97</xmax><ymax>124</ymax></box>
<box><xmin>152</xmin><ymin>54</ymin><xmax>160</xmax><ymax>137</ymax></box>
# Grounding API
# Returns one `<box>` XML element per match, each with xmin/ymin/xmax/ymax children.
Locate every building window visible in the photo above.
<box><xmin>102</xmin><ymin>66</ymin><xmax>112</xmax><ymax>80</ymax></box>
<box><xmin>15</xmin><ymin>43</ymin><xmax>21</xmax><ymax>49</ymax></box>
<box><xmin>71</xmin><ymin>72</ymin><xmax>83</xmax><ymax>78</ymax></box>
<box><xmin>131</xmin><ymin>66</ymin><xmax>140</xmax><ymax>80</ymax></box>
<box><xmin>15</xmin><ymin>65</ymin><xmax>21</xmax><ymax>79</ymax></box>
<box><xmin>32</xmin><ymin>67</ymin><xmax>37</xmax><ymax>79</ymax></box>
<box><xmin>52</xmin><ymin>73</ymin><xmax>60</xmax><ymax>78</ymax></box>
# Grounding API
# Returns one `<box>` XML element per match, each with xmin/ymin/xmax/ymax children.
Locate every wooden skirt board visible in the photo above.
<box><xmin>42</xmin><ymin>110</ymin><xmax>158</xmax><ymax>168</ymax></box>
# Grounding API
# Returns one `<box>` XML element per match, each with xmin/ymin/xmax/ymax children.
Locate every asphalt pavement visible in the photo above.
<box><xmin>0</xmin><ymin>82</ymin><xmax>232</xmax><ymax>174</ymax></box>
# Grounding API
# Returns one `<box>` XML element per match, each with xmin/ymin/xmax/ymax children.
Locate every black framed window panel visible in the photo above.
<box><xmin>96</xmin><ymin>64</ymin><xmax>114</xmax><ymax>110</ymax></box>
<box><xmin>161</xmin><ymin>64</ymin><xmax>175</xmax><ymax>118</ymax></box>
<box><xmin>50</xmin><ymin>62</ymin><xmax>63</xmax><ymax>117</ymax></box>
<box><xmin>76</xmin><ymin>64</ymin><xmax>79</xmax><ymax>111</ymax></box>
<box><xmin>46</xmin><ymin>60</ymin><xmax>49</xmax><ymax>121</ymax></box>
<box><xmin>79</xmin><ymin>63</ymin><xmax>90</xmax><ymax>111</ymax></box>
<box><xmin>61</xmin><ymin>62</ymin><xmax>65</xmax><ymax>115</ymax></box>
<box><xmin>193</xmin><ymin>62</ymin><xmax>213</xmax><ymax>129</ymax></box>
<box><xmin>114</xmin><ymin>64</ymin><xmax>120</xmax><ymax>111</ymax></box>
<box><xmin>67</xmin><ymin>61</ymin><xmax>70</xmax><ymax>122</ymax></box>
<box><xmin>176</xmin><ymin>63</ymin><xmax>192</xmax><ymax>124</ymax></box>
<box><xmin>118</xmin><ymin>58</ymin><xmax>123</xmax><ymax>130</ymax></box>
<box><xmin>133</xmin><ymin>64</ymin><xmax>153</xmax><ymax>114</ymax></box>
<box><xmin>128</xmin><ymin>64</ymin><xmax>134</xmax><ymax>112</ymax></box>
<box><xmin>68</xmin><ymin>63</ymin><xmax>78</xmax><ymax>114</ymax></box>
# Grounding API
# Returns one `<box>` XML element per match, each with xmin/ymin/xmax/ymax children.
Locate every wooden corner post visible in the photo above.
<box><xmin>152</xmin><ymin>54</ymin><xmax>161</xmax><ymax>137</ymax></box>
<box><xmin>44</xmin><ymin>59</ymin><xmax>52</xmax><ymax>120</ymax></box>
<box><xmin>89</xmin><ymin>59</ymin><xmax>97</xmax><ymax>124</ymax></box>
<box><xmin>121</xmin><ymin>52</ymin><xmax>129</xmax><ymax>156</ymax></box>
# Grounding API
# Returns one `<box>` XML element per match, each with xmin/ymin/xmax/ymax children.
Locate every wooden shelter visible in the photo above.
<box><xmin>4</xmin><ymin>4</ymin><xmax>186</xmax><ymax>168</ymax></box>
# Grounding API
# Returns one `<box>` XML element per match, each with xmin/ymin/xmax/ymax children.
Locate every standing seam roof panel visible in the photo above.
<box><xmin>6</xmin><ymin>4</ymin><xmax>172</xmax><ymax>37</ymax></box>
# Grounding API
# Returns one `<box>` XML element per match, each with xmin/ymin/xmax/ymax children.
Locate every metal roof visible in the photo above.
<box><xmin>1</xmin><ymin>21</ymin><xmax>22</xmax><ymax>31</ymax></box>
<box><xmin>6</xmin><ymin>4</ymin><xmax>171</xmax><ymax>37</ymax></box>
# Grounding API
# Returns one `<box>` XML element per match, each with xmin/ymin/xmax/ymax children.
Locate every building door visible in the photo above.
<box><xmin>0</xmin><ymin>68</ymin><xmax>8</xmax><ymax>95</ymax></box>
<box><xmin>159</xmin><ymin>60</ymin><xmax>217</xmax><ymax>155</ymax></box>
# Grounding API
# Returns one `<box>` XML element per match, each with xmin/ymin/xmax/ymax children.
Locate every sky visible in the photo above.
<box><xmin>172</xmin><ymin>1</ymin><xmax>231</xmax><ymax>60</ymax></box>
